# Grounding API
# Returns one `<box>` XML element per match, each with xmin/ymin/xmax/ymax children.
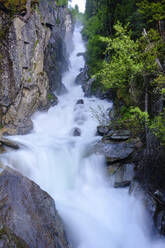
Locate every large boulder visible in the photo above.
<box><xmin>0</xmin><ymin>168</ymin><xmax>69</xmax><ymax>248</ymax></box>
<box><xmin>75</xmin><ymin>66</ymin><xmax>89</xmax><ymax>85</ymax></box>
<box><xmin>95</xmin><ymin>141</ymin><xmax>134</xmax><ymax>164</ymax></box>
<box><xmin>82</xmin><ymin>77</ymin><xmax>96</xmax><ymax>97</ymax></box>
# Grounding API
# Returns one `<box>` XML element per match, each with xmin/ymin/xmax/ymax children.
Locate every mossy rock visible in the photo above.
<box><xmin>0</xmin><ymin>227</ymin><xmax>29</xmax><ymax>248</ymax></box>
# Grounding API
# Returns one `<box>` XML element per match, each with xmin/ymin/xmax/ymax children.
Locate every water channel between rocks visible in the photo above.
<box><xmin>1</xmin><ymin>25</ymin><xmax>165</xmax><ymax>248</ymax></box>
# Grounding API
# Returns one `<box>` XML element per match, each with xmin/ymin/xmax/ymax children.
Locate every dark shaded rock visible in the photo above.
<box><xmin>82</xmin><ymin>77</ymin><xmax>96</xmax><ymax>97</ymax></box>
<box><xmin>100</xmin><ymin>89</ymin><xmax>117</xmax><ymax>101</ymax></box>
<box><xmin>76</xmin><ymin>99</ymin><xmax>84</xmax><ymax>105</ymax></box>
<box><xmin>75</xmin><ymin>66</ymin><xmax>89</xmax><ymax>85</ymax></box>
<box><xmin>77</xmin><ymin>52</ymin><xmax>85</xmax><ymax>57</ymax></box>
<box><xmin>43</xmin><ymin>6</ymin><xmax>72</xmax><ymax>95</ymax></box>
<box><xmin>72</xmin><ymin>127</ymin><xmax>81</xmax><ymax>136</ymax></box>
<box><xmin>0</xmin><ymin>168</ymin><xmax>69</xmax><ymax>248</ymax></box>
<box><xmin>0</xmin><ymin>143</ymin><xmax>6</xmax><ymax>154</ymax></box>
<box><xmin>109</xmin><ymin>135</ymin><xmax>130</xmax><ymax>141</ymax></box>
<box><xmin>0</xmin><ymin>137</ymin><xmax>19</xmax><ymax>150</ymax></box>
<box><xmin>129</xmin><ymin>181</ymin><xmax>165</xmax><ymax>235</ymax></box>
<box><xmin>155</xmin><ymin>210</ymin><xmax>165</xmax><ymax>235</ymax></box>
<box><xmin>97</xmin><ymin>126</ymin><xmax>110</xmax><ymax>136</ymax></box>
<box><xmin>114</xmin><ymin>181</ymin><xmax>131</xmax><ymax>188</ymax></box>
<box><xmin>95</xmin><ymin>141</ymin><xmax>134</xmax><ymax>164</ymax></box>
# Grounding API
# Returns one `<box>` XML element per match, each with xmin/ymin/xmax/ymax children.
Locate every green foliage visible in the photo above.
<box><xmin>47</xmin><ymin>92</ymin><xmax>54</xmax><ymax>101</ymax></box>
<box><xmin>96</xmin><ymin>23</ymin><xmax>143</xmax><ymax>90</ymax></box>
<box><xmin>56</xmin><ymin>0</ymin><xmax>68</xmax><ymax>7</ymax></box>
<box><xmin>112</xmin><ymin>106</ymin><xmax>149</xmax><ymax>136</ymax></box>
<box><xmin>83</xmin><ymin>15</ymin><xmax>103</xmax><ymax>39</ymax></box>
<box><xmin>56</xmin><ymin>17</ymin><xmax>60</xmax><ymax>24</ymax></box>
<box><xmin>0</xmin><ymin>0</ymin><xmax>39</xmax><ymax>16</ymax></box>
<box><xmin>86</xmin><ymin>35</ymin><xmax>109</xmax><ymax>75</ymax></box>
<box><xmin>137</xmin><ymin>0</ymin><xmax>165</xmax><ymax>24</ymax></box>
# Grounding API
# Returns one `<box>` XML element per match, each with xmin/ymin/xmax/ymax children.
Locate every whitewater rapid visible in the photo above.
<box><xmin>1</xmin><ymin>25</ymin><xmax>165</xmax><ymax>248</ymax></box>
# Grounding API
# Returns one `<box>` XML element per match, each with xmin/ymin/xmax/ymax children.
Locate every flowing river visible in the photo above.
<box><xmin>1</xmin><ymin>25</ymin><xmax>165</xmax><ymax>248</ymax></box>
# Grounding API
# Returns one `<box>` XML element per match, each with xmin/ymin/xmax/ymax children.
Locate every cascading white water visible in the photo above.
<box><xmin>1</xmin><ymin>25</ymin><xmax>165</xmax><ymax>248</ymax></box>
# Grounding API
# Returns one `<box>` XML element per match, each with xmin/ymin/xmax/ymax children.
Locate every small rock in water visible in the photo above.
<box><xmin>77</xmin><ymin>52</ymin><xmax>85</xmax><ymax>57</ymax></box>
<box><xmin>76</xmin><ymin>99</ymin><xmax>84</xmax><ymax>105</ymax></box>
<box><xmin>97</xmin><ymin>126</ymin><xmax>110</xmax><ymax>136</ymax></box>
<box><xmin>114</xmin><ymin>181</ymin><xmax>131</xmax><ymax>188</ymax></box>
<box><xmin>72</xmin><ymin>127</ymin><xmax>81</xmax><ymax>136</ymax></box>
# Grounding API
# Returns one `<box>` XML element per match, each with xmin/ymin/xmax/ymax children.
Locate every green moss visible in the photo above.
<box><xmin>0</xmin><ymin>227</ymin><xmax>29</xmax><ymax>248</ymax></box>
<box><xmin>27</xmin><ymin>78</ymin><xmax>32</xmax><ymax>83</ymax></box>
<box><xmin>56</xmin><ymin>0</ymin><xmax>68</xmax><ymax>7</ymax></box>
<box><xmin>38</xmin><ymin>71</ymin><xmax>44</xmax><ymax>76</ymax></box>
<box><xmin>56</xmin><ymin>17</ymin><xmax>60</xmax><ymax>25</ymax></box>
<box><xmin>47</xmin><ymin>92</ymin><xmax>54</xmax><ymax>101</ymax></box>
<box><xmin>34</xmin><ymin>39</ymin><xmax>39</xmax><ymax>49</ymax></box>
<box><xmin>33</xmin><ymin>63</ymin><xmax>37</xmax><ymax>70</ymax></box>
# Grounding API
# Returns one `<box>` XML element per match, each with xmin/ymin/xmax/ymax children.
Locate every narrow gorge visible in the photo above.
<box><xmin>0</xmin><ymin>0</ymin><xmax>165</xmax><ymax>247</ymax></box>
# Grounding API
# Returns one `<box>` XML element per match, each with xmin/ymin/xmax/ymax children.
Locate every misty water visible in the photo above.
<box><xmin>1</xmin><ymin>25</ymin><xmax>165</xmax><ymax>248</ymax></box>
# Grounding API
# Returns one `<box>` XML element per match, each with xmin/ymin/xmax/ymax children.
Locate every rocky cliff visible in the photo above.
<box><xmin>0</xmin><ymin>0</ymin><xmax>72</xmax><ymax>135</ymax></box>
<box><xmin>0</xmin><ymin>167</ymin><xmax>69</xmax><ymax>248</ymax></box>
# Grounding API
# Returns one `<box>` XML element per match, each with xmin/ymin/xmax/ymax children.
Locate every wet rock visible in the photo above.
<box><xmin>75</xmin><ymin>66</ymin><xmax>89</xmax><ymax>85</ymax></box>
<box><xmin>95</xmin><ymin>141</ymin><xmax>134</xmax><ymax>164</ymax></box>
<box><xmin>0</xmin><ymin>137</ymin><xmax>19</xmax><ymax>150</ymax></box>
<box><xmin>0</xmin><ymin>168</ymin><xmax>69</xmax><ymax>248</ymax></box>
<box><xmin>114</xmin><ymin>181</ymin><xmax>131</xmax><ymax>188</ymax></box>
<box><xmin>82</xmin><ymin>77</ymin><xmax>96</xmax><ymax>97</ymax></box>
<box><xmin>108</xmin><ymin>163</ymin><xmax>135</xmax><ymax>187</ymax></box>
<box><xmin>0</xmin><ymin>143</ymin><xmax>6</xmax><ymax>154</ymax></box>
<box><xmin>155</xmin><ymin>210</ymin><xmax>165</xmax><ymax>235</ymax></box>
<box><xmin>72</xmin><ymin>127</ymin><xmax>81</xmax><ymax>136</ymax></box>
<box><xmin>107</xmin><ymin>163</ymin><xmax>121</xmax><ymax>176</ymax></box>
<box><xmin>103</xmin><ymin>129</ymin><xmax>131</xmax><ymax>141</ymax></box>
<box><xmin>56</xmin><ymin>83</ymin><xmax>68</xmax><ymax>96</ymax></box>
<box><xmin>97</xmin><ymin>126</ymin><xmax>110</xmax><ymax>136</ymax></box>
<box><xmin>76</xmin><ymin>99</ymin><xmax>84</xmax><ymax>105</ymax></box>
<box><xmin>77</xmin><ymin>52</ymin><xmax>85</xmax><ymax>57</ymax></box>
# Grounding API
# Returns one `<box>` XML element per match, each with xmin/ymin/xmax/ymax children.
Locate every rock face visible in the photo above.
<box><xmin>43</xmin><ymin>1</ymin><xmax>72</xmax><ymax>95</ymax></box>
<box><xmin>75</xmin><ymin>66</ymin><xmax>89</xmax><ymax>85</ymax></box>
<box><xmin>0</xmin><ymin>168</ymin><xmax>69</xmax><ymax>248</ymax></box>
<box><xmin>0</xmin><ymin>0</ymin><xmax>72</xmax><ymax>135</ymax></box>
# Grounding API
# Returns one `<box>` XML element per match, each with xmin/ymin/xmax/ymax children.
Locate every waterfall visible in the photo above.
<box><xmin>0</xmin><ymin>25</ymin><xmax>165</xmax><ymax>248</ymax></box>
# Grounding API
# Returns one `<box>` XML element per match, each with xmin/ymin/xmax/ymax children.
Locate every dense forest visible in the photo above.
<box><xmin>83</xmin><ymin>0</ymin><xmax>165</xmax><ymax>147</ymax></box>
